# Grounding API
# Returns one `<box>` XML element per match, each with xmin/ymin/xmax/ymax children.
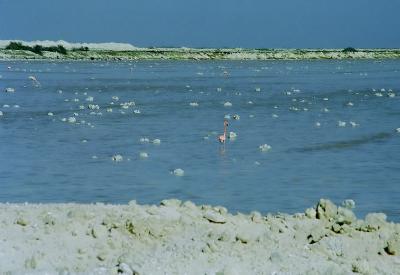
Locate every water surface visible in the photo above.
<box><xmin>0</xmin><ymin>60</ymin><xmax>399</xmax><ymax>220</ymax></box>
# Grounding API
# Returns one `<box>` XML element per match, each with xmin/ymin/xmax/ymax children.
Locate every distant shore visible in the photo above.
<box><xmin>1</xmin><ymin>46</ymin><xmax>400</xmax><ymax>61</ymax></box>
<box><xmin>1</xmin><ymin>40</ymin><xmax>399</xmax><ymax>61</ymax></box>
<box><xmin>0</xmin><ymin>199</ymin><xmax>399</xmax><ymax>274</ymax></box>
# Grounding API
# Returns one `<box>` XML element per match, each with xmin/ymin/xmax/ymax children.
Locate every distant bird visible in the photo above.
<box><xmin>218</xmin><ymin>120</ymin><xmax>229</xmax><ymax>143</ymax></box>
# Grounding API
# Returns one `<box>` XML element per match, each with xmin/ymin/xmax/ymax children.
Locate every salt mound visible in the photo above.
<box><xmin>259</xmin><ymin>144</ymin><xmax>272</xmax><ymax>152</ymax></box>
<box><xmin>0</xmin><ymin>40</ymin><xmax>139</xmax><ymax>51</ymax></box>
<box><xmin>173</xmin><ymin>168</ymin><xmax>184</xmax><ymax>176</ymax></box>
<box><xmin>112</xmin><ymin>155</ymin><xmax>123</xmax><ymax>162</ymax></box>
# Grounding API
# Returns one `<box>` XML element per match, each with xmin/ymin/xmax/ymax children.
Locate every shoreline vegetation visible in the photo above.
<box><xmin>1</xmin><ymin>199</ymin><xmax>399</xmax><ymax>274</ymax></box>
<box><xmin>1</xmin><ymin>41</ymin><xmax>400</xmax><ymax>61</ymax></box>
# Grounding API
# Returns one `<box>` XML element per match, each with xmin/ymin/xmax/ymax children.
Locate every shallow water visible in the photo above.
<box><xmin>0</xmin><ymin>59</ymin><xmax>399</xmax><ymax>221</ymax></box>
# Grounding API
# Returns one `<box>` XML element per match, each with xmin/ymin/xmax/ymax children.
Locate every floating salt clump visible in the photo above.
<box><xmin>338</xmin><ymin>121</ymin><xmax>346</xmax><ymax>127</ymax></box>
<box><xmin>315</xmin><ymin>122</ymin><xmax>321</xmax><ymax>127</ymax></box>
<box><xmin>224</xmin><ymin>114</ymin><xmax>231</xmax><ymax>120</ymax></box>
<box><xmin>303</xmin><ymin>108</ymin><xmax>308</xmax><ymax>111</ymax></box>
<box><xmin>73</xmin><ymin>98</ymin><xmax>79</xmax><ymax>102</ymax></box>
<box><xmin>255</xmin><ymin>87</ymin><xmax>261</xmax><ymax>92</ymax></box>
<box><xmin>139</xmin><ymin>152</ymin><xmax>149</xmax><ymax>159</ymax></box>
<box><xmin>83</xmin><ymin>92</ymin><xmax>87</xmax><ymax>96</ymax></box>
<box><xmin>254</xmin><ymin>161</ymin><xmax>260</xmax><ymax>166</ymax></box>
<box><xmin>216</xmin><ymin>87</ymin><xmax>222</xmax><ymax>92</ymax></box>
<box><xmin>112</xmin><ymin>96</ymin><xmax>119</xmax><ymax>101</ymax></box>
<box><xmin>61</xmin><ymin>118</ymin><xmax>67</xmax><ymax>122</ymax></box>
<box><xmin>249</xmin><ymin>114</ymin><xmax>255</xmax><ymax>118</ymax></box>
<box><xmin>58</xmin><ymin>90</ymin><xmax>63</xmax><ymax>94</ymax></box>
<box><xmin>233</xmin><ymin>114</ymin><xmax>240</xmax><ymax>120</ymax></box>
<box><xmin>189</xmin><ymin>102</ymin><xmax>199</xmax><ymax>107</ymax></box>
<box><xmin>395</xmin><ymin>128</ymin><xmax>400</xmax><ymax>133</ymax></box>
<box><xmin>0</xmin><ymin>111</ymin><xmax>3</xmax><ymax>116</ymax></box>
<box><xmin>112</xmin><ymin>155</ymin><xmax>123</xmax><ymax>162</ymax></box>
<box><xmin>224</xmin><ymin>102</ymin><xmax>232</xmax><ymax>107</ymax></box>
<box><xmin>106</xmin><ymin>108</ymin><xmax>113</xmax><ymax>113</ymax></box>
<box><xmin>88</xmin><ymin>104</ymin><xmax>100</xmax><ymax>110</ymax></box>
<box><xmin>92</xmin><ymin>155</ymin><xmax>98</xmax><ymax>159</ymax></box>
<box><xmin>259</xmin><ymin>144</ymin><xmax>272</xmax><ymax>152</ymax></box>
<box><xmin>13</xmin><ymin>105</ymin><xmax>20</xmax><ymax>108</ymax></box>
<box><xmin>3</xmin><ymin>104</ymin><xmax>10</xmax><ymax>108</ymax></box>
<box><xmin>173</xmin><ymin>168</ymin><xmax>184</xmax><ymax>177</ymax></box>
<box><xmin>133</xmin><ymin>109</ymin><xmax>141</xmax><ymax>114</ymax></box>
<box><xmin>68</xmin><ymin>117</ymin><xmax>76</xmax><ymax>123</ymax></box>
<box><xmin>347</xmin><ymin>102</ymin><xmax>354</xmax><ymax>106</ymax></box>
<box><xmin>285</xmin><ymin>91</ymin><xmax>292</xmax><ymax>95</ymax></box>
<box><xmin>228</xmin><ymin>132</ymin><xmax>237</xmax><ymax>139</ymax></box>
<box><xmin>247</xmin><ymin>101</ymin><xmax>253</xmax><ymax>104</ymax></box>
<box><xmin>388</xmin><ymin>93</ymin><xmax>396</xmax><ymax>98</ymax></box>
<box><xmin>349</xmin><ymin>121</ymin><xmax>358</xmax><ymax>127</ymax></box>
<box><xmin>274</xmin><ymin>106</ymin><xmax>278</xmax><ymax>109</ymax></box>
<box><xmin>73</xmin><ymin>112</ymin><xmax>79</xmax><ymax>116</ymax></box>
<box><xmin>292</xmin><ymin>98</ymin><xmax>297</xmax><ymax>102</ymax></box>
<box><xmin>272</xmin><ymin>114</ymin><xmax>279</xmax><ymax>118</ymax></box>
<box><xmin>82</xmin><ymin>139</ymin><xmax>87</xmax><ymax>143</ymax></box>
<box><xmin>322</xmin><ymin>108</ymin><xmax>329</xmax><ymax>112</ymax></box>
<box><xmin>47</xmin><ymin>112</ymin><xmax>54</xmax><ymax>116</ymax></box>
<box><xmin>381</xmin><ymin>88</ymin><xmax>386</xmax><ymax>92</ymax></box>
<box><xmin>79</xmin><ymin>105</ymin><xmax>85</xmax><ymax>110</ymax></box>
<box><xmin>64</xmin><ymin>99</ymin><xmax>69</xmax><ymax>102</ymax></box>
<box><xmin>152</xmin><ymin>139</ymin><xmax>161</xmax><ymax>144</ymax></box>
<box><xmin>4</xmin><ymin>87</ymin><xmax>15</xmax><ymax>93</ymax></box>
<box><xmin>375</xmin><ymin>93</ymin><xmax>383</xmax><ymax>97</ymax></box>
<box><xmin>323</xmin><ymin>98</ymin><xmax>329</xmax><ymax>101</ymax></box>
<box><xmin>140</xmin><ymin>137</ymin><xmax>150</xmax><ymax>143</ymax></box>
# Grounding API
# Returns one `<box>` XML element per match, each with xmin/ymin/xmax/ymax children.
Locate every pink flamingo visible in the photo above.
<box><xmin>218</xmin><ymin>120</ymin><xmax>229</xmax><ymax>143</ymax></box>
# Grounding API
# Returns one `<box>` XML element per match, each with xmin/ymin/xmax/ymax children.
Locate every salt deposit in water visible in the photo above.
<box><xmin>259</xmin><ymin>144</ymin><xmax>272</xmax><ymax>152</ymax></box>
<box><xmin>173</xmin><ymin>168</ymin><xmax>185</xmax><ymax>176</ymax></box>
<box><xmin>223</xmin><ymin>102</ymin><xmax>232</xmax><ymax>107</ymax></box>
<box><xmin>4</xmin><ymin>87</ymin><xmax>15</xmax><ymax>93</ymax></box>
<box><xmin>112</xmin><ymin>155</ymin><xmax>123</xmax><ymax>162</ymax></box>
<box><xmin>139</xmin><ymin>152</ymin><xmax>149</xmax><ymax>159</ymax></box>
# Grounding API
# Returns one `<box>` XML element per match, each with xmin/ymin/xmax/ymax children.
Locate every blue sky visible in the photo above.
<box><xmin>0</xmin><ymin>0</ymin><xmax>399</xmax><ymax>48</ymax></box>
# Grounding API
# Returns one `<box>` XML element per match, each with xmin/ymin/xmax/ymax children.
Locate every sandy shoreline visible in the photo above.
<box><xmin>0</xmin><ymin>199</ymin><xmax>399</xmax><ymax>274</ymax></box>
<box><xmin>1</xmin><ymin>48</ymin><xmax>400</xmax><ymax>61</ymax></box>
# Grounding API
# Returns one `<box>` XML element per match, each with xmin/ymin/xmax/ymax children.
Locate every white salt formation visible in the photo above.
<box><xmin>0</xmin><ymin>199</ymin><xmax>399</xmax><ymax>274</ymax></box>
<box><xmin>4</xmin><ymin>87</ymin><xmax>15</xmax><ymax>93</ymax></box>
<box><xmin>223</xmin><ymin>102</ymin><xmax>232</xmax><ymax>107</ymax></box>
<box><xmin>112</xmin><ymin>155</ymin><xmax>123</xmax><ymax>162</ymax></box>
<box><xmin>152</xmin><ymin>139</ymin><xmax>161</xmax><ymax>145</ymax></box>
<box><xmin>259</xmin><ymin>144</ymin><xmax>272</xmax><ymax>152</ymax></box>
<box><xmin>173</xmin><ymin>168</ymin><xmax>185</xmax><ymax>176</ymax></box>
<box><xmin>228</xmin><ymin>132</ymin><xmax>237</xmax><ymax>139</ymax></box>
<box><xmin>139</xmin><ymin>152</ymin><xmax>149</xmax><ymax>159</ymax></box>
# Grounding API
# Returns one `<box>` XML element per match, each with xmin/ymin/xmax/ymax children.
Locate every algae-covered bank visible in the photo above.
<box><xmin>1</xmin><ymin>40</ymin><xmax>400</xmax><ymax>60</ymax></box>
<box><xmin>1</xmin><ymin>199</ymin><xmax>400</xmax><ymax>274</ymax></box>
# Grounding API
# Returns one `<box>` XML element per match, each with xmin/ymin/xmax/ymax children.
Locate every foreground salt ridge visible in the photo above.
<box><xmin>1</xmin><ymin>199</ymin><xmax>400</xmax><ymax>274</ymax></box>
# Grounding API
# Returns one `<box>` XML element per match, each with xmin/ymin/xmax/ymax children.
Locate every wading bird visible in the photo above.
<box><xmin>218</xmin><ymin>120</ymin><xmax>229</xmax><ymax>143</ymax></box>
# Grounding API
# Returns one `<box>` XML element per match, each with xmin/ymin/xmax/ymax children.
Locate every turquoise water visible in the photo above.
<box><xmin>0</xmin><ymin>60</ymin><xmax>399</xmax><ymax>221</ymax></box>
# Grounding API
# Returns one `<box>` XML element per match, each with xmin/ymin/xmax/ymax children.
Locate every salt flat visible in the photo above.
<box><xmin>1</xmin><ymin>199</ymin><xmax>399</xmax><ymax>274</ymax></box>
